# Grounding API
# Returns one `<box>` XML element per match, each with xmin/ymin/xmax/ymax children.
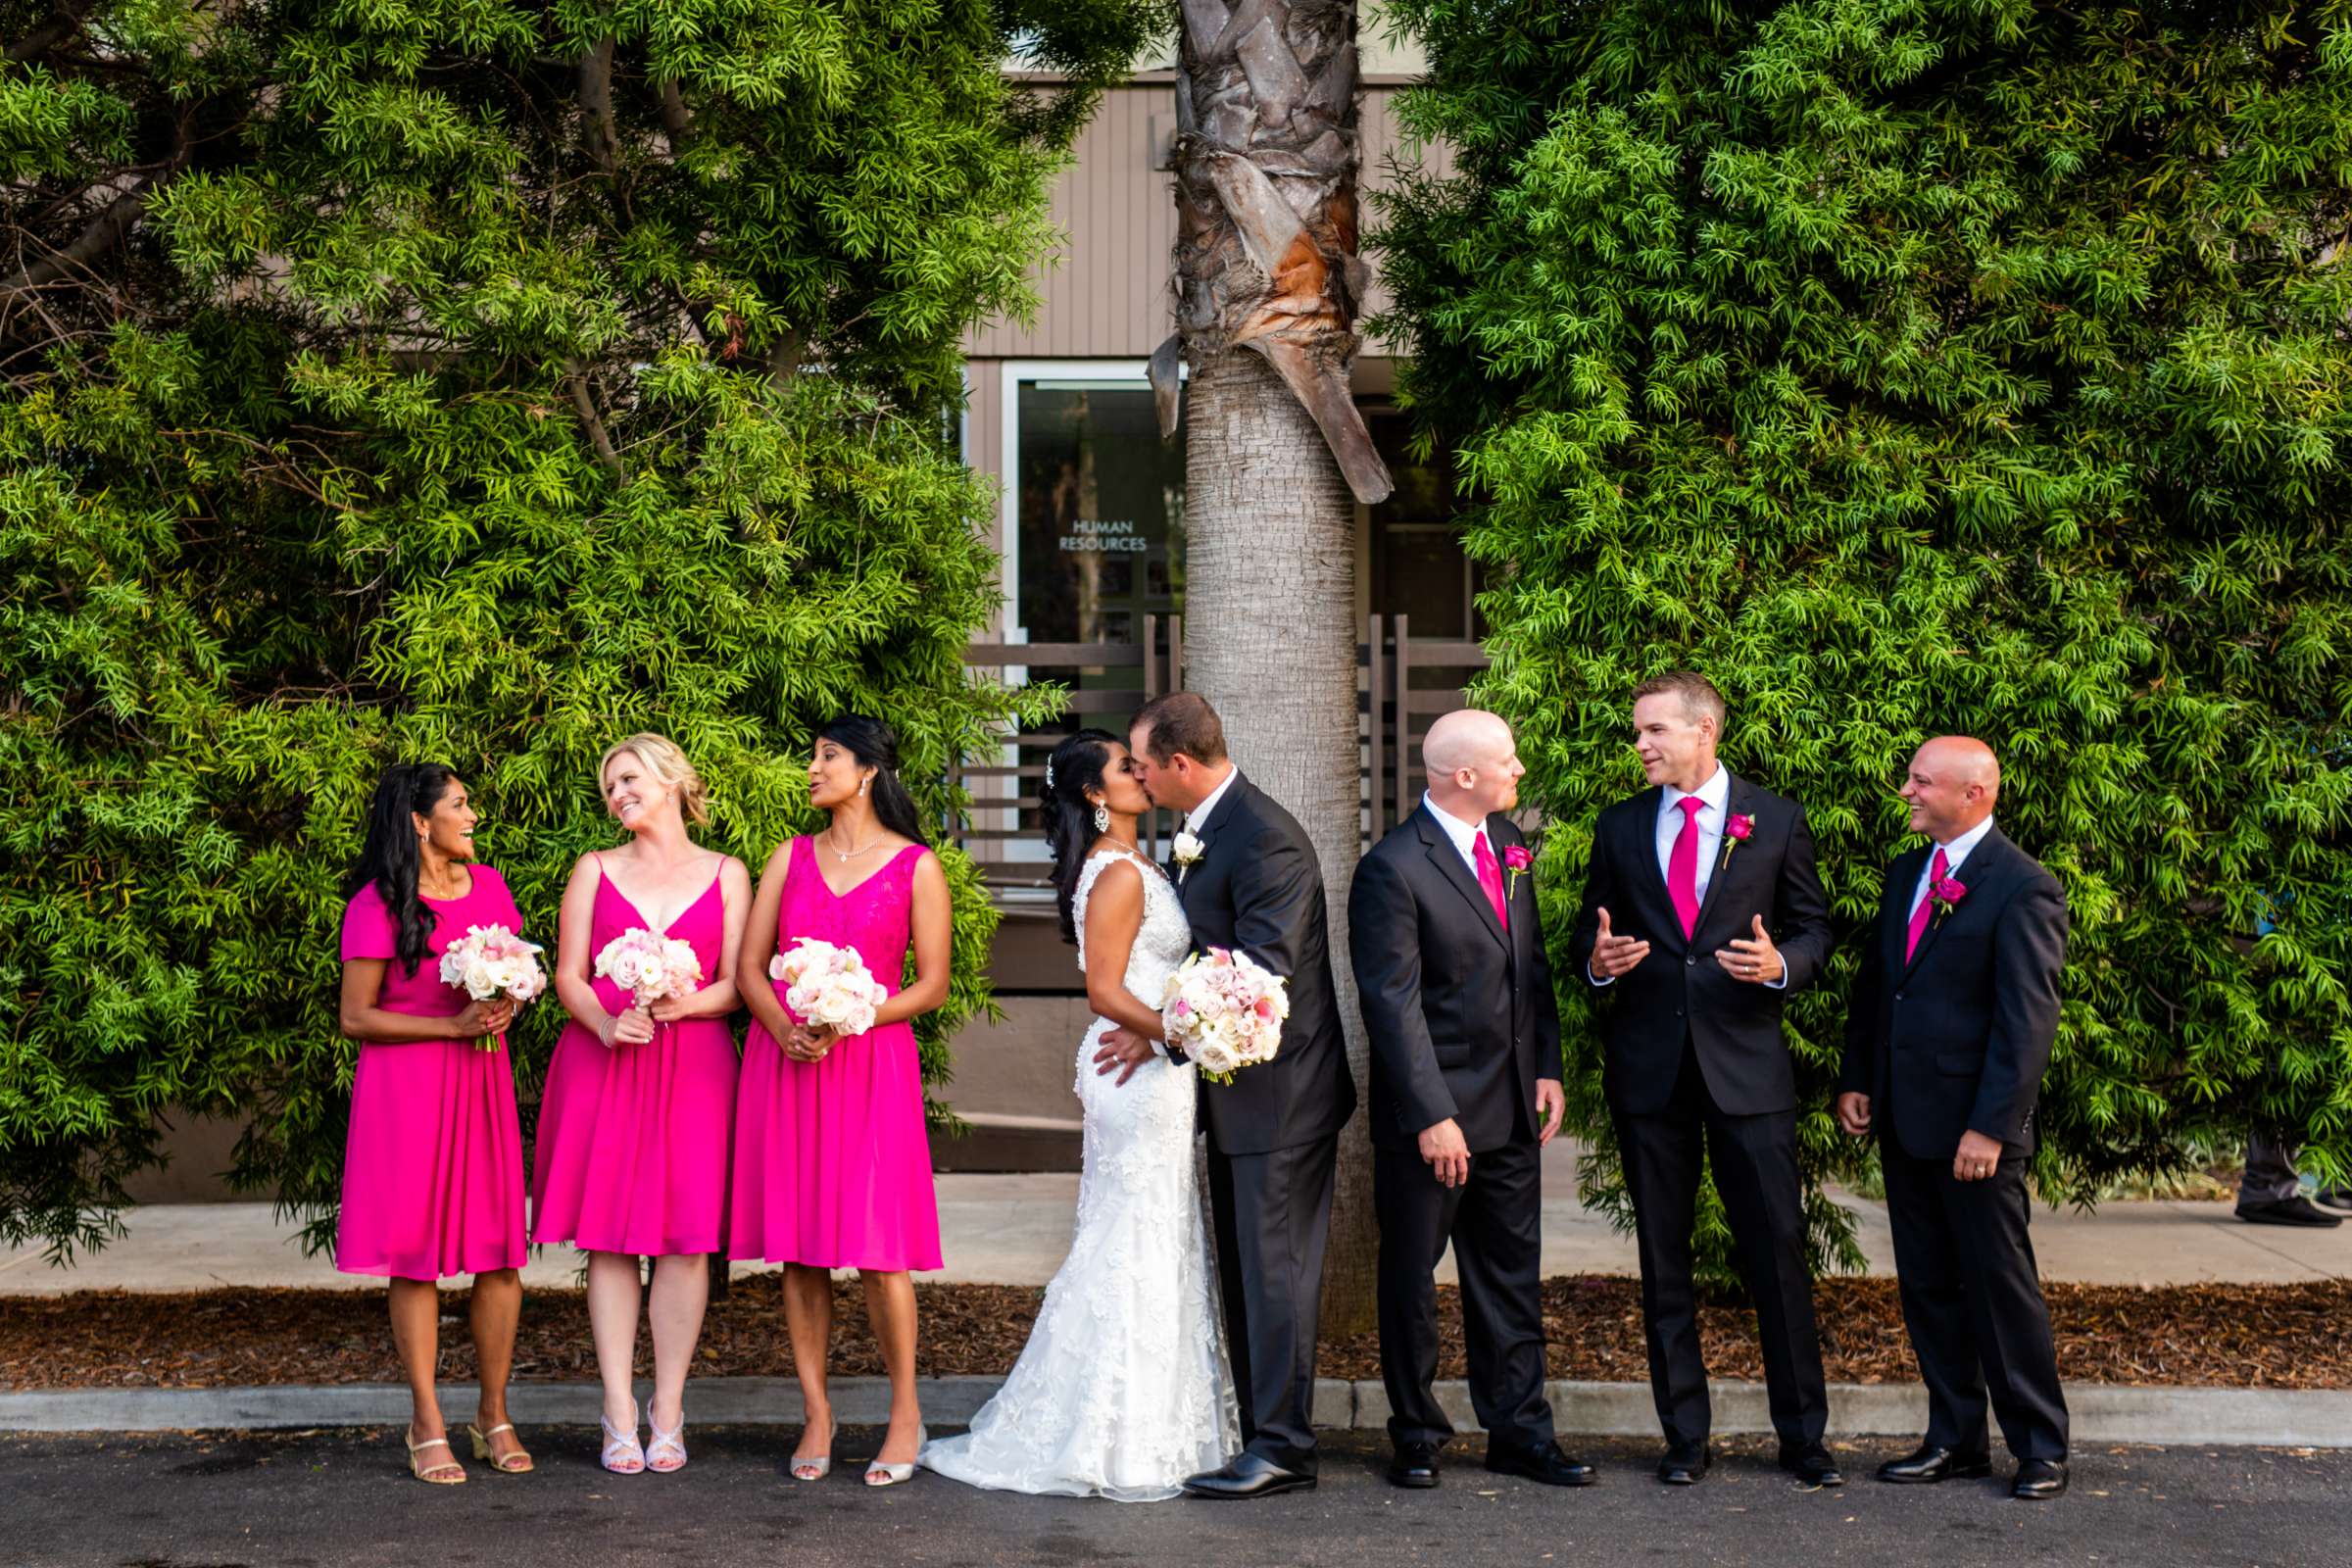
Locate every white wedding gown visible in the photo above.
<box><xmin>920</xmin><ymin>848</ymin><xmax>1238</xmax><ymax>1500</ymax></box>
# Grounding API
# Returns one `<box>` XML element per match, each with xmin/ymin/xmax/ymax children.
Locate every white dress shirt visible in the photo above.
<box><xmin>1593</xmin><ymin>763</ymin><xmax>1783</xmax><ymax>988</ymax></box>
<box><xmin>1656</xmin><ymin>763</ymin><xmax>1732</xmax><ymax>899</ymax></box>
<box><xmin>1421</xmin><ymin>791</ymin><xmax>1494</xmax><ymax>879</ymax></box>
<box><xmin>1909</xmin><ymin>814</ymin><xmax>1997</xmax><ymax>917</ymax></box>
<box><xmin>1185</xmin><ymin>764</ymin><xmax>1242</xmax><ymax>837</ymax></box>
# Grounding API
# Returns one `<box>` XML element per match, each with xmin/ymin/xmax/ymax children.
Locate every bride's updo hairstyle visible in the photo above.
<box><xmin>1040</xmin><ymin>728</ymin><xmax>1118</xmax><ymax>947</ymax></box>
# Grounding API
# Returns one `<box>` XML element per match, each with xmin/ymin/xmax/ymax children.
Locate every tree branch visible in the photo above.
<box><xmin>7</xmin><ymin>0</ymin><xmax>95</xmax><ymax>62</ymax></box>
<box><xmin>658</xmin><ymin>78</ymin><xmax>691</xmax><ymax>147</ymax></box>
<box><xmin>0</xmin><ymin>180</ymin><xmax>154</xmax><ymax>298</ymax></box>
<box><xmin>564</xmin><ymin>357</ymin><xmax>625</xmax><ymax>483</ymax></box>
<box><xmin>577</xmin><ymin>38</ymin><xmax>621</xmax><ymax>177</ymax></box>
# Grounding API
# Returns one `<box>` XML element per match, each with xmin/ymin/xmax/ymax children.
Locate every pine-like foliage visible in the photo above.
<box><xmin>1378</xmin><ymin>0</ymin><xmax>2352</xmax><ymax>1277</ymax></box>
<box><xmin>0</xmin><ymin>0</ymin><xmax>1154</xmax><ymax>1256</ymax></box>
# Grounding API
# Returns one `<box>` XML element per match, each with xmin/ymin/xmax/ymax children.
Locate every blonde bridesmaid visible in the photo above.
<box><xmin>335</xmin><ymin>762</ymin><xmax>535</xmax><ymax>1484</ymax></box>
<box><xmin>533</xmin><ymin>735</ymin><xmax>749</xmax><ymax>1474</ymax></box>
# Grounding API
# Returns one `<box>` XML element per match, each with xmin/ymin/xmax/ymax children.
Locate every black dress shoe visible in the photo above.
<box><xmin>1875</xmin><ymin>1443</ymin><xmax>1992</xmax><ymax>1484</ymax></box>
<box><xmin>1656</xmin><ymin>1445</ymin><xmax>1710</xmax><ymax>1486</ymax></box>
<box><xmin>1387</xmin><ymin>1441</ymin><xmax>1442</xmax><ymax>1489</ymax></box>
<box><xmin>1484</xmin><ymin>1441</ymin><xmax>1596</xmax><ymax>1488</ymax></box>
<box><xmin>2237</xmin><ymin>1197</ymin><xmax>2343</xmax><ymax>1227</ymax></box>
<box><xmin>1182</xmin><ymin>1450</ymin><xmax>1318</xmax><ymax>1499</ymax></box>
<box><xmin>1778</xmin><ymin>1443</ymin><xmax>1846</xmax><ymax>1488</ymax></box>
<box><xmin>2012</xmin><ymin>1458</ymin><xmax>2068</xmax><ymax>1500</ymax></box>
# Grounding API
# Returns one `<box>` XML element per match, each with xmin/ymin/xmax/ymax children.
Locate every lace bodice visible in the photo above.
<box><xmin>1071</xmin><ymin>849</ymin><xmax>1192</xmax><ymax>1012</ymax></box>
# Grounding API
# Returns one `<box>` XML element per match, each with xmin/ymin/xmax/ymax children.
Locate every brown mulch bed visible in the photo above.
<box><xmin>5</xmin><ymin>1276</ymin><xmax>2347</xmax><ymax>1392</ymax></box>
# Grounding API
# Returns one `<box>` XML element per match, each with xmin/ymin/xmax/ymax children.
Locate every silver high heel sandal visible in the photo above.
<box><xmin>600</xmin><ymin>1400</ymin><xmax>645</xmax><ymax>1475</ymax></box>
<box><xmin>864</xmin><ymin>1424</ymin><xmax>926</xmax><ymax>1488</ymax></box>
<box><xmin>791</xmin><ymin>1413</ymin><xmax>835</xmax><ymax>1482</ymax></box>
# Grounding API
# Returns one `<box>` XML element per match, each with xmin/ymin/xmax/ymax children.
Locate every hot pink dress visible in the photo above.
<box><xmin>731</xmin><ymin>840</ymin><xmax>943</xmax><ymax>1271</ymax></box>
<box><xmin>335</xmin><ymin>865</ymin><xmax>529</xmax><ymax>1281</ymax></box>
<box><xmin>531</xmin><ymin>856</ymin><xmax>739</xmax><ymax>1256</ymax></box>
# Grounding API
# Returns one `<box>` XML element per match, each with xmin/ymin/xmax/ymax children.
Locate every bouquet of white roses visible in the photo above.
<box><xmin>437</xmin><ymin>924</ymin><xmax>548</xmax><ymax>1051</ymax></box>
<box><xmin>1160</xmin><ymin>946</ymin><xmax>1289</xmax><ymax>1084</ymax></box>
<box><xmin>769</xmin><ymin>937</ymin><xmax>889</xmax><ymax>1041</ymax></box>
<box><xmin>594</xmin><ymin>927</ymin><xmax>704</xmax><ymax>1016</ymax></box>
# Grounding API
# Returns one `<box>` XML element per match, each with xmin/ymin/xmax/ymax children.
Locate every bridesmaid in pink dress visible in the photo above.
<box><xmin>534</xmin><ymin>733</ymin><xmax>750</xmax><ymax>1475</ymax></box>
<box><xmin>732</xmin><ymin>714</ymin><xmax>955</xmax><ymax>1486</ymax></box>
<box><xmin>335</xmin><ymin>762</ymin><xmax>535</xmax><ymax>1483</ymax></box>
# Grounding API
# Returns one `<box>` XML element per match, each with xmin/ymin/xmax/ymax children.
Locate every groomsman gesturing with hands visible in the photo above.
<box><xmin>1569</xmin><ymin>673</ymin><xmax>1840</xmax><ymax>1489</ymax></box>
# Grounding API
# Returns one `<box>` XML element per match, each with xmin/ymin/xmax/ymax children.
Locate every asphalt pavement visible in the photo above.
<box><xmin>5</xmin><ymin>1427</ymin><xmax>2345</xmax><ymax>1568</ymax></box>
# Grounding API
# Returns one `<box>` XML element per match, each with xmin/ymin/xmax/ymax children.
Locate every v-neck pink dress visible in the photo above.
<box><xmin>335</xmin><ymin>865</ymin><xmax>529</xmax><ymax>1280</ymax></box>
<box><xmin>531</xmin><ymin>854</ymin><xmax>739</xmax><ymax>1256</ymax></box>
<box><xmin>730</xmin><ymin>838</ymin><xmax>942</xmax><ymax>1271</ymax></box>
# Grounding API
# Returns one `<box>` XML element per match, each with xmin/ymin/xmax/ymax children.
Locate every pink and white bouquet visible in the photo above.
<box><xmin>594</xmin><ymin>927</ymin><xmax>704</xmax><ymax>1012</ymax></box>
<box><xmin>769</xmin><ymin>937</ymin><xmax>888</xmax><ymax>1040</ymax></box>
<box><xmin>1160</xmin><ymin>947</ymin><xmax>1289</xmax><ymax>1085</ymax></box>
<box><xmin>437</xmin><ymin>924</ymin><xmax>548</xmax><ymax>1051</ymax></box>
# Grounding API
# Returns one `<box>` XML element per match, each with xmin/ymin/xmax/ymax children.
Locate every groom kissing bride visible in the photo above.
<box><xmin>1104</xmin><ymin>692</ymin><xmax>1359</xmax><ymax>1499</ymax></box>
<box><xmin>919</xmin><ymin>692</ymin><xmax>1352</xmax><ymax>1502</ymax></box>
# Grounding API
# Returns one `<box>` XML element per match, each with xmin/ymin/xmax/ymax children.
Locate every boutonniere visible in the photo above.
<box><xmin>1720</xmin><ymin>813</ymin><xmax>1754</xmax><ymax>866</ymax></box>
<box><xmin>1172</xmin><ymin>829</ymin><xmax>1204</xmax><ymax>884</ymax></box>
<box><xmin>1502</xmin><ymin>843</ymin><xmax>1533</xmax><ymax>898</ymax></box>
<box><xmin>1930</xmin><ymin>874</ymin><xmax>1968</xmax><ymax>928</ymax></box>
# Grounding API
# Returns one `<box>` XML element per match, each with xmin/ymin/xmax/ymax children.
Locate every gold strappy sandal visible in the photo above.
<box><xmin>406</xmin><ymin>1428</ymin><xmax>466</xmax><ymax>1485</ymax></box>
<box><xmin>467</xmin><ymin>1422</ymin><xmax>535</xmax><ymax>1474</ymax></box>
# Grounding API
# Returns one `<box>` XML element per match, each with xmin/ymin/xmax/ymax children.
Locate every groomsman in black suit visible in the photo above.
<box><xmin>1349</xmin><ymin>710</ymin><xmax>1595</xmax><ymax>1492</ymax></box>
<box><xmin>1568</xmin><ymin>672</ymin><xmax>1839</xmax><ymax>1488</ymax></box>
<box><xmin>1837</xmin><ymin>736</ymin><xmax>2071</xmax><ymax>1501</ymax></box>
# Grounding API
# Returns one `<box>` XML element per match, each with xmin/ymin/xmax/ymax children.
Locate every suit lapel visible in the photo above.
<box><xmin>1689</xmin><ymin>773</ymin><xmax>1749</xmax><ymax>947</ymax></box>
<box><xmin>1419</xmin><ymin>806</ymin><xmax>1510</xmax><ymax>954</ymax></box>
<box><xmin>1175</xmin><ymin>769</ymin><xmax>1250</xmax><ymax>915</ymax></box>
<box><xmin>1902</xmin><ymin>825</ymin><xmax>2010</xmax><ymax>975</ymax></box>
<box><xmin>1623</xmin><ymin>787</ymin><xmax>1686</xmax><ymax>953</ymax></box>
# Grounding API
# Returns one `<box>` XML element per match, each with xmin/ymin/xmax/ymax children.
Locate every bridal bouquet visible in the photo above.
<box><xmin>437</xmin><ymin>924</ymin><xmax>548</xmax><ymax>1051</ymax></box>
<box><xmin>770</xmin><ymin>937</ymin><xmax>889</xmax><ymax>1039</ymax></box>
<box><xmin>1160</xmin><ymin>947</ymin><xmax>1289</xmax><ymax>1085</ymax></box>
<box><xmin>594</xmin><ymin>927</ymin><xmax>704</xmax><ymax>1012</ymax></box>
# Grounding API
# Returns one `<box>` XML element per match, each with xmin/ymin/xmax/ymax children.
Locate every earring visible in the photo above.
<box><xmin>859</xmin><ymin>779</ymin><xmax>869</xmax><ymax>797</ymax></box>
<box><xmin>1093</xmin><ymin>804</ymin><xmax>1109</xmax><ymax>833</ymax></box>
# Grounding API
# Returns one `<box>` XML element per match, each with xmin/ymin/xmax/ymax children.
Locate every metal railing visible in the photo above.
<box><xmin>956</xmin><ymin>614</ymin><xmax>1490</xmax><ymax>886</ymax></box>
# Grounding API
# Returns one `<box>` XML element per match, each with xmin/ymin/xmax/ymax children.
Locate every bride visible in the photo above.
<box><xmin>920</xmin><ymin>729</ymin><xmax>1237</xmax><ymax>1499</ymax></box>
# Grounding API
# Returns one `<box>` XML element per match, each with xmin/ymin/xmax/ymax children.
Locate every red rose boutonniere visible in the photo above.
<box><xmin>1503</xmin><ymin>844</ymin><xmax>1533</xmax><ymax>899</ymax></box>
<box><xmin>1720</xmin><ymin>813</ymin><xmax>1755</xmax><ymax>867</ymax></box>
<box><xmin>1930</xmin><ymin>876</ymin><xmax>1967</xmax><ymax>930</ymax></box>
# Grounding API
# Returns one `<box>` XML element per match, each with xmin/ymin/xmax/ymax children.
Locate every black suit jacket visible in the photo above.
<box><xmin>1568</xmin><ymin>774</ymin><xmax>1834</xmax><ymax>1116</ymax></box>
<box><xmin>1172</xmin><ymin>772</ymin><xmax>1357</xmax><ymax>1156</ymax></box>
<box><xmin>1349</xmin><ymin>805</ymin><xmax>1563</xmax><ymax>1154</ymax></box>
<box><xmin>1837</xmin><ymin>824</ymin><xmax>2067</xmax><ymax>1160</ymax></box>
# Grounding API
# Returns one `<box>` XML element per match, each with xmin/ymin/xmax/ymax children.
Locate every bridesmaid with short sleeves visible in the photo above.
<box><xmin>335</xmin><ymin>762</ymin><xmax>535</xmax><ymax>1484</ymax></box>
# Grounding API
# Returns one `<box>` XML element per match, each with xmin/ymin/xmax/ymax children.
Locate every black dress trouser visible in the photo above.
<box><xmin>1613</xmin><ymin>1044</ymin><xmax>1829</xmax><ymax>1451</ymax></box>
<box><xmin>1207</xmin><ymin>1133</ymin><xmax>1340</xmax><ymax>1466</ymax></box>
<box><xmin>1880</xmin><ymin>1139</ymin><xmax>2070</xmax><ymax>1461</ymax></box>
<box><xmin>1374</xmin><ymin>1135</ymin><xmax>1555</xmax><ymax>1450</ymax></box>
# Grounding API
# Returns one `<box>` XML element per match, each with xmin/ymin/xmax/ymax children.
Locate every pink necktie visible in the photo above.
<box><xmin>1474</xmin><ymin>832</ymin><xmax>1509</xmax><ymax>932</ymax></box>
<box><xmin>1667</xmin><ymin>796</ymin><xmax>1705</xmax><ymax>938</ymax></box>
<box><xmin>1906</xmin><ymin>847</ymin><xmax>1950</xmax><ymax>961</ymax></box>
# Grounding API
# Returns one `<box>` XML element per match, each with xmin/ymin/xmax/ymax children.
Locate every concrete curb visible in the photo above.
<box><xmin>6</xmin><ymin>1377</ymin><xmax>2348</xmax><ymax>1446</ymax></box>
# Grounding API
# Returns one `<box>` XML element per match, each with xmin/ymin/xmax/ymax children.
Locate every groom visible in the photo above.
<box><xmin>1099</xmin><ymin>691</ymin><xmax>1357</xmax><ymax>1498</ymax></box>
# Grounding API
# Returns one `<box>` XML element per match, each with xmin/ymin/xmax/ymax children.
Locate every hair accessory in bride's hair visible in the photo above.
<box><xmin>1044</xmin><ymin>759</ymin><xmax>1055</xmax><ymax>794</ymax></box>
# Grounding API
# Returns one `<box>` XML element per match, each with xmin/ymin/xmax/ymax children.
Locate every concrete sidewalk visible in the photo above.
<box><xmin>7</xmin><ymin>1142</ymin><xmax>2346</xmax><ymax>1295</ymax></box>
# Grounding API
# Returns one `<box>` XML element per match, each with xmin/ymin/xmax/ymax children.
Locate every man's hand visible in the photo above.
<box><xmin>1714</xmin><ymin>914</ymin><xmax>1785</xmax><ymax>984</ymax></box>
<box><xmin>1535</xmin><ymin>1078</ymin><xmax>1566</xmax><ymax>1147</ymax></box>
<box><xmin>1588</xmin><ymin>907</ymin><xmax>1650</xmax><ymax>981</ymax></box>
<box><xmin>1835</xmin><ymin>1091</ymin><xmax>1872</xmax><ymax>1138</ymax></box>
<box><xmin>1952</xmin><ymin>1129</ymin><xmax>2003</xmax><ymax>1182</ymax></box>
<box><xmin>1092</xmin><ymin>1026</ymin><xmax>1154</xmax><ymax>1085</ymax></box>
<box><xmin>1418</xmin><ymin>1117</ymin><xmax>1471</xmax><ymax>1189</ymax></box>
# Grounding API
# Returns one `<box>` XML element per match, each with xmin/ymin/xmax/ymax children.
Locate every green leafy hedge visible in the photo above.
<box><xmin>1378</xmin><ymin>0</ymin><xmax>2352</xmax><ymax>1276</ymax></box>
<box><xmin>0</xmin><ymin>0</ymin><xmax>1153</xmax><ymax>1257</ymax></box>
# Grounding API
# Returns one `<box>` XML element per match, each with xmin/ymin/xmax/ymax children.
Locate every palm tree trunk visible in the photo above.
<box><xmin>1164</xmin><ymin>0</ymin><xmax>1388</xmax><ymax>1333</ymax></box>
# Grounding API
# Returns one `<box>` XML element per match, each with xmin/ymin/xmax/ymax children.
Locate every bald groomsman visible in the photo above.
<box><xmin>1837</xmin><ymin>736</ymin><xmax>2070</xmax><ymax>1501</ymax></box>
<box><xmin>1350</xmin><ymin>710</ymin><xmax>1594</xmax><ymax>1492</ymax></box>
<box><xmin>1569</xmin><ymin>672</ymin><xmax>1839</xmax><ymax>1488</ymax></box>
